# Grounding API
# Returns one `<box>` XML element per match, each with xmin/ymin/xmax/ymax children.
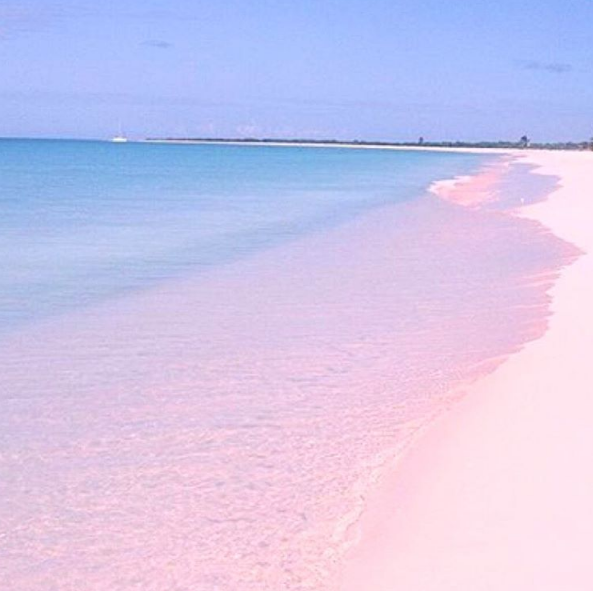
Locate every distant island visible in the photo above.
<box><xmin>145</xmin><ymin>136</ymin><xmax>593</xmax><ymax>151</ymax></box>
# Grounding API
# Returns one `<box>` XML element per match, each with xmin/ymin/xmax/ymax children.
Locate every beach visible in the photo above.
<box><xmin>340</xmin><ymin>149</ymin><xmax>593</xmax><ymax>589</ymax></box>
<box><xmin>0</xmin><ymin>142</ymin><xmax>584</xmax><ymax>590</ymax></box>
<box><xmin>4</xmin><ymin>0</ymin><xmax>592</xmax><ymax>588</ymax></box>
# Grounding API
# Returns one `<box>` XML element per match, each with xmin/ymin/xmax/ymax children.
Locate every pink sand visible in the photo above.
<box><xmin>340</xmin><ymin>149</ymin><xmax>593</xmax><ymax>590</ymax></box>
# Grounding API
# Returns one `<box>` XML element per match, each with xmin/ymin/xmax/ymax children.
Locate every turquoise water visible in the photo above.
<box><xmin>0</xmin><ymin>139</ymin><xmax>489</xmax><ymax>333</ymax></box>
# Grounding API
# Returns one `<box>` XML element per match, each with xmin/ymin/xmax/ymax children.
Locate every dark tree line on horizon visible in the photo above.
<box><xmin>147</xmin><ymin>136</ymin><xmax>593</xmax><ymax>151</ymax></box>
<box><xmin>146</xmin><ymin>135</ymin><xmax>593</xmax><ymax>150</ymax></box>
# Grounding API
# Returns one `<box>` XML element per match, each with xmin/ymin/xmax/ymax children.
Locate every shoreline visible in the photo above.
<box><xmin>339</xmin><ymin>150</ymin><xmax>593</xmax><ymax>589</ymax></box>
<box><xmin>0</xmin><ymin>149</ymin><xmax>575</xmax><ymax>590</ymax></box>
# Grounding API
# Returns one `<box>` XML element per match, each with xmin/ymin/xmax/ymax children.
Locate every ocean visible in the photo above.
<box><xmin>0</xmin><ymin>139</ymin><xmax>489</xmax><ymax>334</ymax></box>
<box><xmin>0</xmin><ymin>140</ymin><xmax>572</xmax><ymax>590</ymax></box>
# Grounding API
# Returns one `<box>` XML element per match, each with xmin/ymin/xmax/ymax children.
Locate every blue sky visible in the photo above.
<box><xmin>1</xmin><ymin>0</ymin><xmax>592</xmax><ymax>141</ymax></box>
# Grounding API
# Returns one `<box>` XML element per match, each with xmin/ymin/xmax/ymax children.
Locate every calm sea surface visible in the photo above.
<box><xmin>0</xmin><ymin>141</ymin><xmax>573</xmax><ymax>591</ymax></box>
<box><xmin>0</xmin><ymin>139</ymin><xmax>489</xmax><ymax>333</ymax></box>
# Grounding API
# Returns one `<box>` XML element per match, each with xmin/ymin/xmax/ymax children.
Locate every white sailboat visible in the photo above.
<box><xmin>111</xmin><ymin>124</ymin><xmax>128</xmax><ymax>143</ymax></box>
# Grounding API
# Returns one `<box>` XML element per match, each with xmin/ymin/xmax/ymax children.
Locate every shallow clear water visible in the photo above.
<box><xmin>0</xmin><ymin>139</ymin><xmax>489</xmax><ymax>333</ymax></box>
<box><xmin>0</xmin><ymin>142</ymin><xmax>576</xmax><ymax>591</ymax></box>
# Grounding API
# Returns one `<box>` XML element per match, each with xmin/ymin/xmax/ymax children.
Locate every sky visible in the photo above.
<box><xmin>0</xmin><ymin>0</ymin><xmax>592</xmax><ymax>142</ymax></box>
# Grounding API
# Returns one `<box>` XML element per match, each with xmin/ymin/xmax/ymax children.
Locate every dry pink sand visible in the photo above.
<box><xmin>340</xmin><ymin>149</ymin><xmax>593</xmax><ymax>590</ymax></box>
